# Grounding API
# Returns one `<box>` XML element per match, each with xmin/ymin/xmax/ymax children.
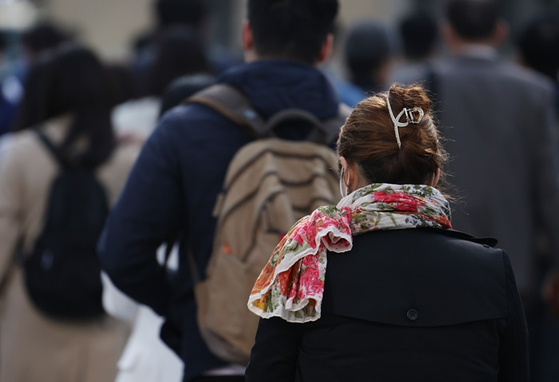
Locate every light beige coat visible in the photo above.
<box><xmin>0</xmin><ymin>117</ymin><xmax>140</xmax><ymax>382</ymax></box>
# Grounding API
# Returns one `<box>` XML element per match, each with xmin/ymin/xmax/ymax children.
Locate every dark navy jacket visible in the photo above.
<box><xmin>98</xmin><ymin>60</ymin><xmax>341</xmax><ymax>381</ymax></box>
<box><xmin>246</xmin><ymin>228</ymin><xmax>529</xmax><ymax>382</ymax></box>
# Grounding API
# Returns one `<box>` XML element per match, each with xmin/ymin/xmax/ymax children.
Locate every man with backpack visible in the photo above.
<box><xmin>99</xmin><ymin>1</ymin><xmax>343</xmax><ymax>380</ymax></box>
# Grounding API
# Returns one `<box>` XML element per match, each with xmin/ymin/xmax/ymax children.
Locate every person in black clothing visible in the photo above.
<box><xmin>389</xmin><ymin>12</ymin><xmax>440</xmax><ymax>85</ymax></box>
<box><xmin>159</xmin><ymin>73</ymin><xmax>215</xmax><ymax>117</ymax></box>
<box><xmin>98</xmin><ymin>0</ymin><xmax>341</xmax><ymax>381</ymax></box>
<box><xmin>399</xmin><ymin>12</ymin><xmax>439</xmax><ymax>62</ymax></box>
<box><xmin>517</xmin><ymin>14</ymin><xmax>559</xmax><ymax>83</ymax></box>
<box><xmin>517</xmin><ymin>14</ymin><xmax>559</xmax><ymax>117</ymax></box>
<box><xmin>344</xmin><ymin>21</ymin><xmax>394</xmax><ymax>94</ymax></box>
<box><xmin>245</xmin><ymin>84</ymin><xmax>529</xmax><ymax>382</ymax></box>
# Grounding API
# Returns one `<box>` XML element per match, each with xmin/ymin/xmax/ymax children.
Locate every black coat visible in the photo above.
<box><xmin>245</xmin><ymin>228</ymin><xmax>529</xmax><ymax>382</ymax></box>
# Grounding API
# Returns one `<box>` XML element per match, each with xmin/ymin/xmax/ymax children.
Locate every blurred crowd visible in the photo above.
<box><xmin>0</xmin><ymin>0</ymin><xmax>559</xmax><ymax>381</ymax></box>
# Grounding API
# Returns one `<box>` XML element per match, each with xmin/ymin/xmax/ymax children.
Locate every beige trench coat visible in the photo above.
<box><xmin>0</xmin><ymin>117</ymin><xmax>140</xmax><ymax>382</ymax></box>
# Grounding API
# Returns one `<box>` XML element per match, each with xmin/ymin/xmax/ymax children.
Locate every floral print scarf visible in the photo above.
<box><xmin>247</xmin><ymin>183</ymin><xmax>452</xmax><ymax>323</ymax></box>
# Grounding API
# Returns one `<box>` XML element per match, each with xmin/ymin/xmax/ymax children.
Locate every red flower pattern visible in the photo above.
<box><xmin>372</xmin><ymin>191</ymin><xmax>425</xmax><ymax>212</ymax></box>
<box><xmin>248</xmin><ymin>184</ymin><xmax>451</xmax><ymax>323</ymax></box>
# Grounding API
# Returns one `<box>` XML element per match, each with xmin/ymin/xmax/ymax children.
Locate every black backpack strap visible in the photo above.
<box><xmin>35</xmin><ymin>130</ymin><xmax>70</xmax><ymax>168</ymax></box>
<box><xmin>186</xmin><ymin>84</ymin><xmax>267</xmax><ymax>139</ymax></box>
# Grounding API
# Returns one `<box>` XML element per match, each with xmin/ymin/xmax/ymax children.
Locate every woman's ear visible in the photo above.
<box><xmin>339</xmin><ymin>156</ymin><xmax>348</xmax><ymax>174</ymax></box>
<box><xmin>339</xmin><ymin>156</ymin><xmax>350</xmax><ymax>184</ymax></box>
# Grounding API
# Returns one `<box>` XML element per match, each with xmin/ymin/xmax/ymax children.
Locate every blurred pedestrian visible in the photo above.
<box><xmin>516</xmin><ymin>15</ymin><xmax>559</xmax><ymax>114</ymax></box>
<box><xmin>0</xmin><ymin>45</ymin><xmax>139</xmax><ymax>382</ymax></box>
<box><xmin>19</xmin><ymin>23</ymin><xmax>72</xmax><ymax>65</ymax></box>
<box><xmin>413</xmin><ymin>2</ymin><xmax>559</xmax><ymax>379</ymax></box>
<box><xmin>344</xmin><ymin>21</ymin><xmax>395</xmax><ymax>95</ymax></box>
<box><xmin>159</xmin><ymin>73</ymin><xmax>215</xmax><ymax>117</ymax></box>
<box><xmin>10</xmin><ymin>56</ymin><xmax>52</xmax><ymax>132</ymax></box>
<box><xmin>102</xmin><ymin>73</ymin><xmax>215</xmax><ymax>382</ymax></box>
<box><xmin>436</xmin><ymin>0</ymin><xmax>559</xmax><ymax>298</ymax></box>
<box><xmin>246</xmin><ymin>84</ymin><xmax>529</xmax><ymax>382</ymax></box>
<box><xmin>112</xmin><ymin>27</ymin><xmax>212</xmax><ymax>142</ymax></box>
<box><xmin>131</xmin><ymin>0</ymin><xmax>239</xmax><ymax>85</ymax></box>
<box><xmin>390</xmin><ymin>12</ymin><xmax>440</xmax><ymax>85</ymax></box>
<box><xmin>106</xmin><ymin>63</ymin><xmax>139</xmax><ymax>109</ymax></box>
<box><xmin>0</xmin><ymin>22</ymin><xmax>72</xmax><ymax>136</ymax></box>
<box><xmin>98</xmin><ymin>0</ymin><xmax>343</xmax><ymax>380</ymax></box>
<box><xmin>517</xmin><ymin>16</ymin><xmax>559</xmax><ymax>378</ymax></box>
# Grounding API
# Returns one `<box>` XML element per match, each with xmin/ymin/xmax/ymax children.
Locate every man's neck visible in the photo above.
<box><xmin>452</xmin><ymin>42</ymin><xmax>498</xmax><ymax>60</ymax></box>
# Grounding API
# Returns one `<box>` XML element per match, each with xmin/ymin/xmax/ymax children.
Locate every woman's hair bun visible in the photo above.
<box><xmin>337</xmin><ymin>82</ymin><xmax>447</xmax><ymax>187</ymax></box>
<box><xmin>388</xmin><ymin>83</ymin><xmax>432</xmax><ymax>115</ymax></box>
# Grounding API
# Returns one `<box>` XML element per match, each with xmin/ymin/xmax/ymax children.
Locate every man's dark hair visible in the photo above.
<box><xmin>14</xmin><ymin>45</ymin><xmax>115</xmax><ymax>166</ymax></box>
<box><xmin>446</xmin><ymin>0</ymin><xmax>499</xmax><ymax>41</ymax></box>
<box><xmin>21</xmin><ymin>22</ymin><xmax>71</xmax><ymax>56</ymax></box>
<box><xmin>248</xmin><ymin>0</ymin><xmax>339</xmax><ymax>64</ymax></box>
<box><xmin>399</xmin><ymin>13</ymin><xmax>438</xmax><ymax>60</ymax></box>
<box><xmin>146</xmin><ymin>27</ymin><xmax>211</xmax><ymax>97</ymax></box>
<box><xmin>46</xmin><ymin>45</ymin><xmax>115</xmax><ymax>166</ymax></box>
<box><xmin>12</xmin><ymin>57</ymin><xmax>52</xmax><ymax>132</ymax></box>
<box><xmin>517</xmin><ymin>15</ymin><xmax>559</xmax><ymax>81</ymax></box>
<box><xmin>155</xmin><ymin>0</ymin><xmax>207</xmax><ymax>28</ymax></box>
<box><xmin>345</xmin><ymin>21</ymin><xmax>392</xmax><ymax>90</ymax></box>
<box><xmin>159</xmin><ymin>73</ymin><xmax>215</xmax><ymax>117</ymax></box>
<box><xmin>105</xmin><ymin>64</ymin><xmax>139</xmax><ymax>107</ymax></box>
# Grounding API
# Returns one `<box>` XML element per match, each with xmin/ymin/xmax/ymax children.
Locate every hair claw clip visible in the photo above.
<box><xmin>387</xmin><ymin>97</ymin><xmax>425</xmax><ymax>148</ymax></box>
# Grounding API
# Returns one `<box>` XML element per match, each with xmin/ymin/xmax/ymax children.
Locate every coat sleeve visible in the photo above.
<box><xmin>0</xmin><ymin>136</ymin><xmax>23</xmax><ymax>288</ymax></box>
<box><xmin>245</xmin><ymin>317</ymin><xmax>304</xmax><ymax>382</ymax></box>
<box><xmin>498</xmin><ymin>251</ymin><xmax>530</xmax><ymax>382</ymax></box>
<box><xmin>98</xmin><ymin>115</ymin><xmax>185</xmax><ymax>316</ymax></box>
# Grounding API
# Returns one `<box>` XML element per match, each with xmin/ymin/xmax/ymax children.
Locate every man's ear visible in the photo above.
<box><xmin>317</xmin><ymin>33</ymin><xmax>334</xmax><ymax>64</ymax></box>
<box><xmin>242</xmin><ymin>20</ymin><xmax>254</xmax><ymax>52</ymax></box>
<box><xmin>491</xmin><ymin>20</ymin><xmax>508</xmax><ymax>47</ymax></box>
<box><xmin>442</xmin><ymin>23</ymin><xmax>458</xmax><ymax>51</ymax></box>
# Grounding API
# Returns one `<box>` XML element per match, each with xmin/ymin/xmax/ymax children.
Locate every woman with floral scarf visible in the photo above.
<box><xmin>245</xmin><ymin>84</ymin><xmax>528</xmax><ymax>382</ymax></box>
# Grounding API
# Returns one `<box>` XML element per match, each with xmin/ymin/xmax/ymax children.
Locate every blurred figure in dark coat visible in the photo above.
<box><xmin>413</xmin><ymin>2</ymin><xmax>559</xmax><ymax>379</ymax></box>
<box><xmin>517</xmin><ymin>15</ymin><xmax>559</xmax><ymax>114</ymax></box>
<box><xmin>0</xmin><ymin>22</ymin><xmax>71</xmax><ymax>136</ymax></box>
<box><xmin>112</xmin><ymin>28</ymin><xmax>212</xmax><ymax>142</ymax></box>
<box><xmin>389</xmin><ymin>12</ymin><xmax>440</xmax><ymax>85</ymax></box>
<box><xmin>344</xmin><ymin>21</ymin><xmax>394</xmax><ymax>95</ymax></box>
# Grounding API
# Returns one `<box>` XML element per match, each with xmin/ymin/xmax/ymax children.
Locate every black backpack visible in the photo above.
<box><xmin>22</xmin><ymin>130</ymin><xmax>109</xmax><ymax>320</ymax></box>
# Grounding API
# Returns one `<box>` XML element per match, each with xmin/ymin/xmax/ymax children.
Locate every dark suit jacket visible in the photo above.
<box><xmin>431</xmin><ymin>54</ymin><xmax>559</xmax><ymax>295</ymax></box>
<box><xmin>245</xmin><ymin>228</ymin><xmax>529</xmax><ymax>382</ymax></box>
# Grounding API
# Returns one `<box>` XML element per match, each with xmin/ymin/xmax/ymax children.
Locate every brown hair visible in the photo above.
<box><xmin>337</xmin><ymin>83</ymin><xmax>447</xmax><ymax>186</ymax></box>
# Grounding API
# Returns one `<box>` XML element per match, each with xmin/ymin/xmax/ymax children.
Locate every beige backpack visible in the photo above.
<box><xmin>187</xmin><ymin>84</ymin><xmax>349</xmax><ymax>364</ymax></box>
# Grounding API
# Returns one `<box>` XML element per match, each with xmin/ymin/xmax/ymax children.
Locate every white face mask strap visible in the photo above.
<box><xmin>339</xmin><ymin>166</ymin><xmax>349</xmax><ymax>197</ymax></box>
<box><xmin>386</xmin><ymin>95</ymin><xmax>425</xmax><ymax>149</ymax></box>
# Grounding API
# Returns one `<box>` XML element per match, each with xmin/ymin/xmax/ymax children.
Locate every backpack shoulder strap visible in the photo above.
<box><xmin>186</xmin><ymin>84</ymin><xmax>267</xmax><ymax>139</ymax></box>
<box><xmin>35</xmin><ymin>130</ymin><xmax>70</xmax><ymax>168</ymax></box>
<box><xmin>187</xmin><ymin>83</ymin><xmax>352</xmax><ymax>144</ymax></box>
